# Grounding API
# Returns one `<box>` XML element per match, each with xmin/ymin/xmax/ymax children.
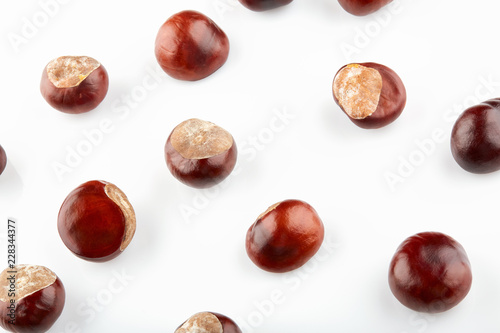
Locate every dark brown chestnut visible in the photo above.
<box><xmin>333</xmin><ymin>62</ymin><xmax>406</xmax><ymax>129</ymax></box>
<box><xmin>450</xmin><ymin>98</ymin><xmax>500</xmax><ymax>174</ymax></box>
<box><xmin>0</xmin><ymin>145</ymin><xmax>6</xmax><ymax>176</ymax></box>
<box><xmin>0</xmin><ymin>265</ymin><xmax>65</xmax><ymax>333</ymax></box>
<box><xmin>388</xmin><ymin>232</ymin><xmax>472</xmax><ymax>313</ymax></box>
<box><xmin>246</xmin><ymin>199</ymin><xmax>325</xmax><ymax>273</ymax></box>
<box><xmin>238</xmin><ymin>0</ymin><xmax>293</xmax><ymax>11</ymax></box>
<box><xmin>165</xmin><ymin>118</ymin><xmax>237</xmax><ymax>189</ymax></box>
<box><xmin>154</xmin><ymin>10</ymin><xmax>229</xmax><ymax>81</ymax></box>
<box><xmin>175</xmin><ymin>312</ymin><xmax>242</xmax><ymax>333</ymax></box>
<box><xmin>338</xmin><ymin>0</ymin><xmax>393</xmax><ymax>16</ymax></box>
<box><xmin>58</xmin><ymin>180</ymin><xmax>136</xmax><ymax>262</ymax></box>
<box><xmin>40</xmin><ymin>56</ymin><xmax>109</xmax><ymax>114</ymax></box>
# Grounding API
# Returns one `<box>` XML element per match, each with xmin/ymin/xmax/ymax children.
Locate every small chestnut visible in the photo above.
<box><xmin>450</xmin><ymin>98</ymin><xmax>500</xmax><ymax>174</ymax></box>
<box><xmin>388</xmin><ymin>232</ymin><xmax>472</xmax><ymax>313</ymax></box>
<box><xmin>332</xmin><ymin>62</ymin><xmax>406</xmax><ymax>129</ymax></box>
<box><xmin>40</xmin><ymin>56</ymin><xmax>109</xmax><ymax>114</ymax></box>
<box><xmin>155</xmin><ymin>10</ymin><xmax>229</xmax><ymax>81</ymax></box>
<box><xmin>338</xmin><ymin>0</ymin><xmax>393</xmax><ymax>16</ymax></box>
<box><xmin>0</xmin><ymin>264</ymin><xmax>65</xmax><ymax>333</ymax></box>
<box><xmin>238</xmin><ymin>0</ymin><xmax>293</xmax><ymax>11</ymax></box>
<box><xmin>57</xmin><ymin>180</ymin><xmax>136</xmax><ymax>262</ymax></box>
<box><xmin>165</xmin><ymin>119</ymin><xmax>237</xmax><ymax>189</ymax></box>
<box><xmin>246</xmin><ymin>199</ymin><xmax>325</xmax><ymax>273</ymax></box>
<box><xmin>0</xmin><ymin>145</ymin><xmax>6</xmax><ymax>176</ymax></box>
<box><xmin>175</xmin><ymin>312</ymin><xmax>242</xmax><ymax>333</ymax></box>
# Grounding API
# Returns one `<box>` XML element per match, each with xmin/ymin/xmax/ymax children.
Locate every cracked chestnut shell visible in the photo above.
<box><xmin>333</xmin><ymin>62</ymin><xmax>406</xmax><ymax>129</ymax></box>
<box><xmin>58</xmin><ymin>180</ymin><xmax>136</xmax><ymax>262</ymax></box>
<box><xmin>338</xmin><ymin>0</ymin><xmax>393</xmax><ymax>16</ymax></box>
<box><xmin>246</xmin><ymin>199</ymin><xmax>325</xmax><ymax>273</ymax></box>
<box><xmin>40</xmin><ymin>56</ymin><xmax>109</xmax><ymax>114</ymax></box>
<box><xmin>175</xmin><ymin>312</ymin><xmax>242</xmax><ymax>333</ymax></box>
<box><xmin>0</xmin><ymin>265</ymin><xmax>65</xmax><ymax>333</ymax></box>
<box><xmin>451</xmin><ymin>98</ymin><xmax>500</xmax><ymax>174</ymax></box>
<box><xmin>0</xmin><ymin>145</ymin><xmax>6</xmax><ymax>176</ymax></box>
<box><xmin>165</xmin><ymin>119</ymin><xmax>237</xmax><ymax>189</ymax></box>
<box><xmin>388</xmin><ymin>232</ymin><xmax>472</xmax><ymax>313</ymax></box>
<box><xmin>155</xmin><ymin>10</ymin><xmax>229</xmax><ymax>81</ymax></box>
<box><xmin>238</xmin><ymin>0</ymin><xmax>293</xmax><ymax>11</ymax></box>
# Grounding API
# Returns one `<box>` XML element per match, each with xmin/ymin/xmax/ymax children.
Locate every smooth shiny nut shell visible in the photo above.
<box><xmin>338</xmin><ymin>0</ymin><xmax>393</xmax><ymax>16</ymax></box>
<box><xmin>0</xmin><ymin>145</ymin><xmax>6</xmax><ymax>176</ymax></box>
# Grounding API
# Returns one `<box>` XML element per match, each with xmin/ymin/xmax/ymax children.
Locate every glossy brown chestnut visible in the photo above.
<box><xmin>450</xmin><ymin>98</ymin><xmax>500</xmax><ymax>174</ymax></box>
<box><xmin>338</xmin><ymin>0</ymin><xmax>392</xmax><ymax>16</ymax></box>
<box><xmin>155</xmin><ymin>10</ymin><xmax>229</xmax><ymax>81</ymax></box>
<box><xmin>175</xmin><ymin>312</ymin><xmax>242</xmax><ymax>333</ymax></box>
<box><xmin>0</xmin><ymin>265</ymin><xmax>65</xmax><ymax>333</ymax></box>
<box><xmin>58</xmin><ymin>180</ymin><xmax>136</xmax><ymax>262</ymax></box>
<box><xmin>388</xmin><ymin>232</ymin><xmax>472</xmax><ymax>313</ymax></box>
<box><xmin>333</xmin><ymin>62</ymin><xmax>406</xmax><ymax>129</ymax></box>
<box><xmin>165</xmin><ymin>119</ymin><xmax>237</xmax><ymax>189</ymax></box>
<box><xmin>0</xmin><ymin>145</ymin><xmax>6</xmax><ymax>176</ymax></box>
<box><xmin>40</xmin><ymin>56</ymin><xmax>109</xmax><ymax>114</ymax></box>
<box><xmin>246</xmin><ymin>199</ymin><xmax>325</xmax><ymax>273</ymax></box>
<box><xmin>238</xmin><ymin>0</ymin><xmax>293</xmax><ymax>11</ymax></box>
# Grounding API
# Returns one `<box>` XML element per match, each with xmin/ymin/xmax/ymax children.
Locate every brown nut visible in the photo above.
<box><xmin>0</xmin><ymin>265</ymin><xmax>65</xmax><ymax>333</ymax></box>
<box><xmin>40</xmin><ymin>56</ymin><xmax>109</xmax><ymax>114</ymax></box>
<box><xmin>175</xmin><ymin>312</ymin><xmax>242</xmax><ymax>333</ymax></box>
<box><xmin>165</xmin><ymin>119</ymin><xmax>237</xmax><ymax>189</ymax></box>
<box><xmin>238</xmin><ymin>0</ymin><xmax>293</xmax><ymax>11</ymax></box>
<box><xmin>0</xmin><ymin>145</ymin><xmax>6</xmax><ymax>176</ymax></box>
<box><xmin>333</xmin><ymin>62</ymin><xmax>406</xmax><ymax>129</ymax></box>
<box><xmin>338</xmin><ymin>0</ymin><xmax>393</xmax><ymax>16</ymax></box>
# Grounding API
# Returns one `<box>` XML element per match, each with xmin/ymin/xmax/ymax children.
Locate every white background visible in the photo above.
<box><xmin>1</xmin><ymin>0</ymin><xmax>500</xmax><ymax>332</ymax></box>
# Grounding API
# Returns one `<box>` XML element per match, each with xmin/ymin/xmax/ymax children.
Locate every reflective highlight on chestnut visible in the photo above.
<box><xmin>0</xmin><ymin>145</ymin><xmax>6</xmax><ymax>176</ymax></box>
<box><xmin>238</xmin><ymin>0</ymin><xmax>293</xmax><ymax>11</ymax></box>
<box><xmin>155</xmin><ymin>10</ymin><xmax>229</xmax><ymax>81</ymax></box>
<box><xmin>58</xmin><ymin>180</ymin><xmax>136</xmax><ymax>262</ymax></box>
<box><xmin>0</xmin><ymin>265</ymin><xmax>65</xmax><ymax>333</ymax></box>
<box><xmin>175</xmin><ymin>312</ymin><xmax>242</xmax><ymax>333</ymax></box>
<box><xmin>388</xmin><ymin>232</ymin><xmax>472</xmax><ymax>313</ymax></box>
<box><xmin>451</xmin><ymin>98</ymin><xmax>500</xmax><ymax>174</ymax></box>
<box><xmin>40</xmin><ymin>56</ymin><xmax>109</xmax><ymax>114</ymax></box>
<box><xmin>246</xmin><ymin>199</ymin><xmax>325</xmax><ymax>273</ymax></box>
<box><xmin>338</xmin><ymin>0</ymin><xmax>393</xmax><ymax>16</ymax></box>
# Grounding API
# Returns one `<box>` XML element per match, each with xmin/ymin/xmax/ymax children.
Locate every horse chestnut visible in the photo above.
<box><xmin>338</xmin><ymin>0</ymin><xmax>393</xmax><ymax>16</ymax></box>
<box><xmin>388</xmin><ymin>232</ymin><xmax>472</xmax><ymax>313</ymax></box>
<box><xmin>155</xmin><ymin>10</ymin><xmax>229</xmax><ymax>81</ymax></box>
<box><xmin>58</xmin><ymin>180</ymin><xmax>136</xmax><ymax>262</ymax></box>
<box><xmin>238</xmin><ymin>0</ymin><xmax>293</xmax><ymax>11</ymax></box>
<box><xmin>175</xmin><ymin>312</ymin><xmax>242</xmax><ymax>333</ymax></box>
<box><xmin>0</xmin><ymin>145</ymin><xmax>6</xmax><ymax>176</ymax></box>
<box><xmin>333</xmin><ymin>62</ymin><xmax>406</xmax><ymax>129</ymax></box>
<box><xmin>40</xmin><ymin>56</ymin><xmax>109</xmax><ymax>114</ymax></box>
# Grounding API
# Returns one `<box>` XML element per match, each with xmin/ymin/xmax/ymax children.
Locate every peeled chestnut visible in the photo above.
<box><xmin>165</xmin><ymin>119</ymin><xmax>237</xmax><ymax>189</ymax></box>
<box><xmin>0</xmin><ymin>265</ymin><xmax>65</xmax><ymax>333</ymax></box>
<box><xmin>338</xmin><ymin>0</ymin><xmax>392</xmax><ymax>16</ymax></box>
<box><xmin>333</xmin><ymin>62</ymin><xmax>406</xmax><ymax>129</ymax></box>
<box><xmin>175</xmin><ymin>312</ymin><xmax>242</xmax><ymax>333</ymax></box>
<box><xmin>155</xmin><ymin>10</ymin><xmax>229</xmax><ymax>81</ymax></box>
<box><xmin>388</xmin><ymin>232</ymin><xmax>472</xmax><ymax>313</ymax></box>
<box><xmin>40</xmin><ymin>56</ymin><xmax>109</xmax><ymax>114</ymax></box>
<box><xmin>246</xmin><ymin>200</ymin><xmax>325</xmax><ymax>273</ymax></box>
<box><xmin>450</xmin><ymin>98</ymin><xmax>500</xmax><ymax>174</ymax></box>
<box><xmin>0</xmin><ymin>145</ymin><xmax>6</xmax><ymax>176</ymax></box>
<box><xmin>58</xmin><ymin>180</ymin><xmax>136</xmax><ymax>262</ymax></box>
<box><xmin>238</xmin><ymin>0</ymin><xmax>293</xmax><ymax>11</ymax></box>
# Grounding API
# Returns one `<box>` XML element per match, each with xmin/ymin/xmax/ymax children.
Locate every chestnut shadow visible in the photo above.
<box><xmin>0</xmin><ymin>162</ymin><xmax>24</xmax><ymax>203</ymax></box>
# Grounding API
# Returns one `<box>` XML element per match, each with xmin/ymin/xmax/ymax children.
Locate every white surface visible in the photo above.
<box><xmin>1</xmin><ymin>0</ymin><xmax>500</xmax><ymax>332</ymax></box>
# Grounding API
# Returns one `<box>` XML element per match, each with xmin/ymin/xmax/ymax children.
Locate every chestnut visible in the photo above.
<box><xmin>154</xmin><ymin>10</ymin><xmax>229</xmax><ymax>81</ymax></box>
<box><xmin>57</xmin><ymin>180</ymin><xmax>136</xmax><ymax>262</ymax></box>
<box><xmin>0</xmin><ymin>144</ymin><xmax>6</xmax><ymax>176</ymax></box>
<box><xmin>238</xmin><ymin>0</ymin><xmax>293</xmax><ymax>11</ymax></box>
<box><xmin>246</xmin><ymin>199</ymin><xmax>325</xmax><ymax>273</ymax></box>
<box><xmin>450</xmin><ymin>98</ymin><xmax>500</xmax><ymax>174</ymax></box>
<box><xmin>338</xmin><ymin>0</ymin><xmax>392</xmax><ymax>16</ymax></box>
<box><xmin>0</xmin><ymin>264</ymin><xmax>65</xmax><ymax>333</ymax></box>
<box><xmin>388</xmin><ymin>232</ymin><xmax>472</xmax><ymax>313</ymax></box>
<box><xmin>40</xmin><ymin>56</ymin><xmax>109</xmax><ymax>114</ymax></box>
<box><xmin>175</xmin><ymin>312</ymin><xmax>242</xmax><ymax>333</ymax></box>
<box><xmin>165</xmin><ymin>119</ymin><xmax>237</xmax><ymax>189</ymax></box>
<box><xmin>332</xmin><ymin>62</ymin><xmax>406</xmax><ymax>129</ymax></box>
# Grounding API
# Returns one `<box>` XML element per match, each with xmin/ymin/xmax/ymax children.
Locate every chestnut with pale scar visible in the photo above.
<box><xmin>175</xmin><ymin>312</ymin><xmax>242</xmax><ymax>333</ymax></box>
